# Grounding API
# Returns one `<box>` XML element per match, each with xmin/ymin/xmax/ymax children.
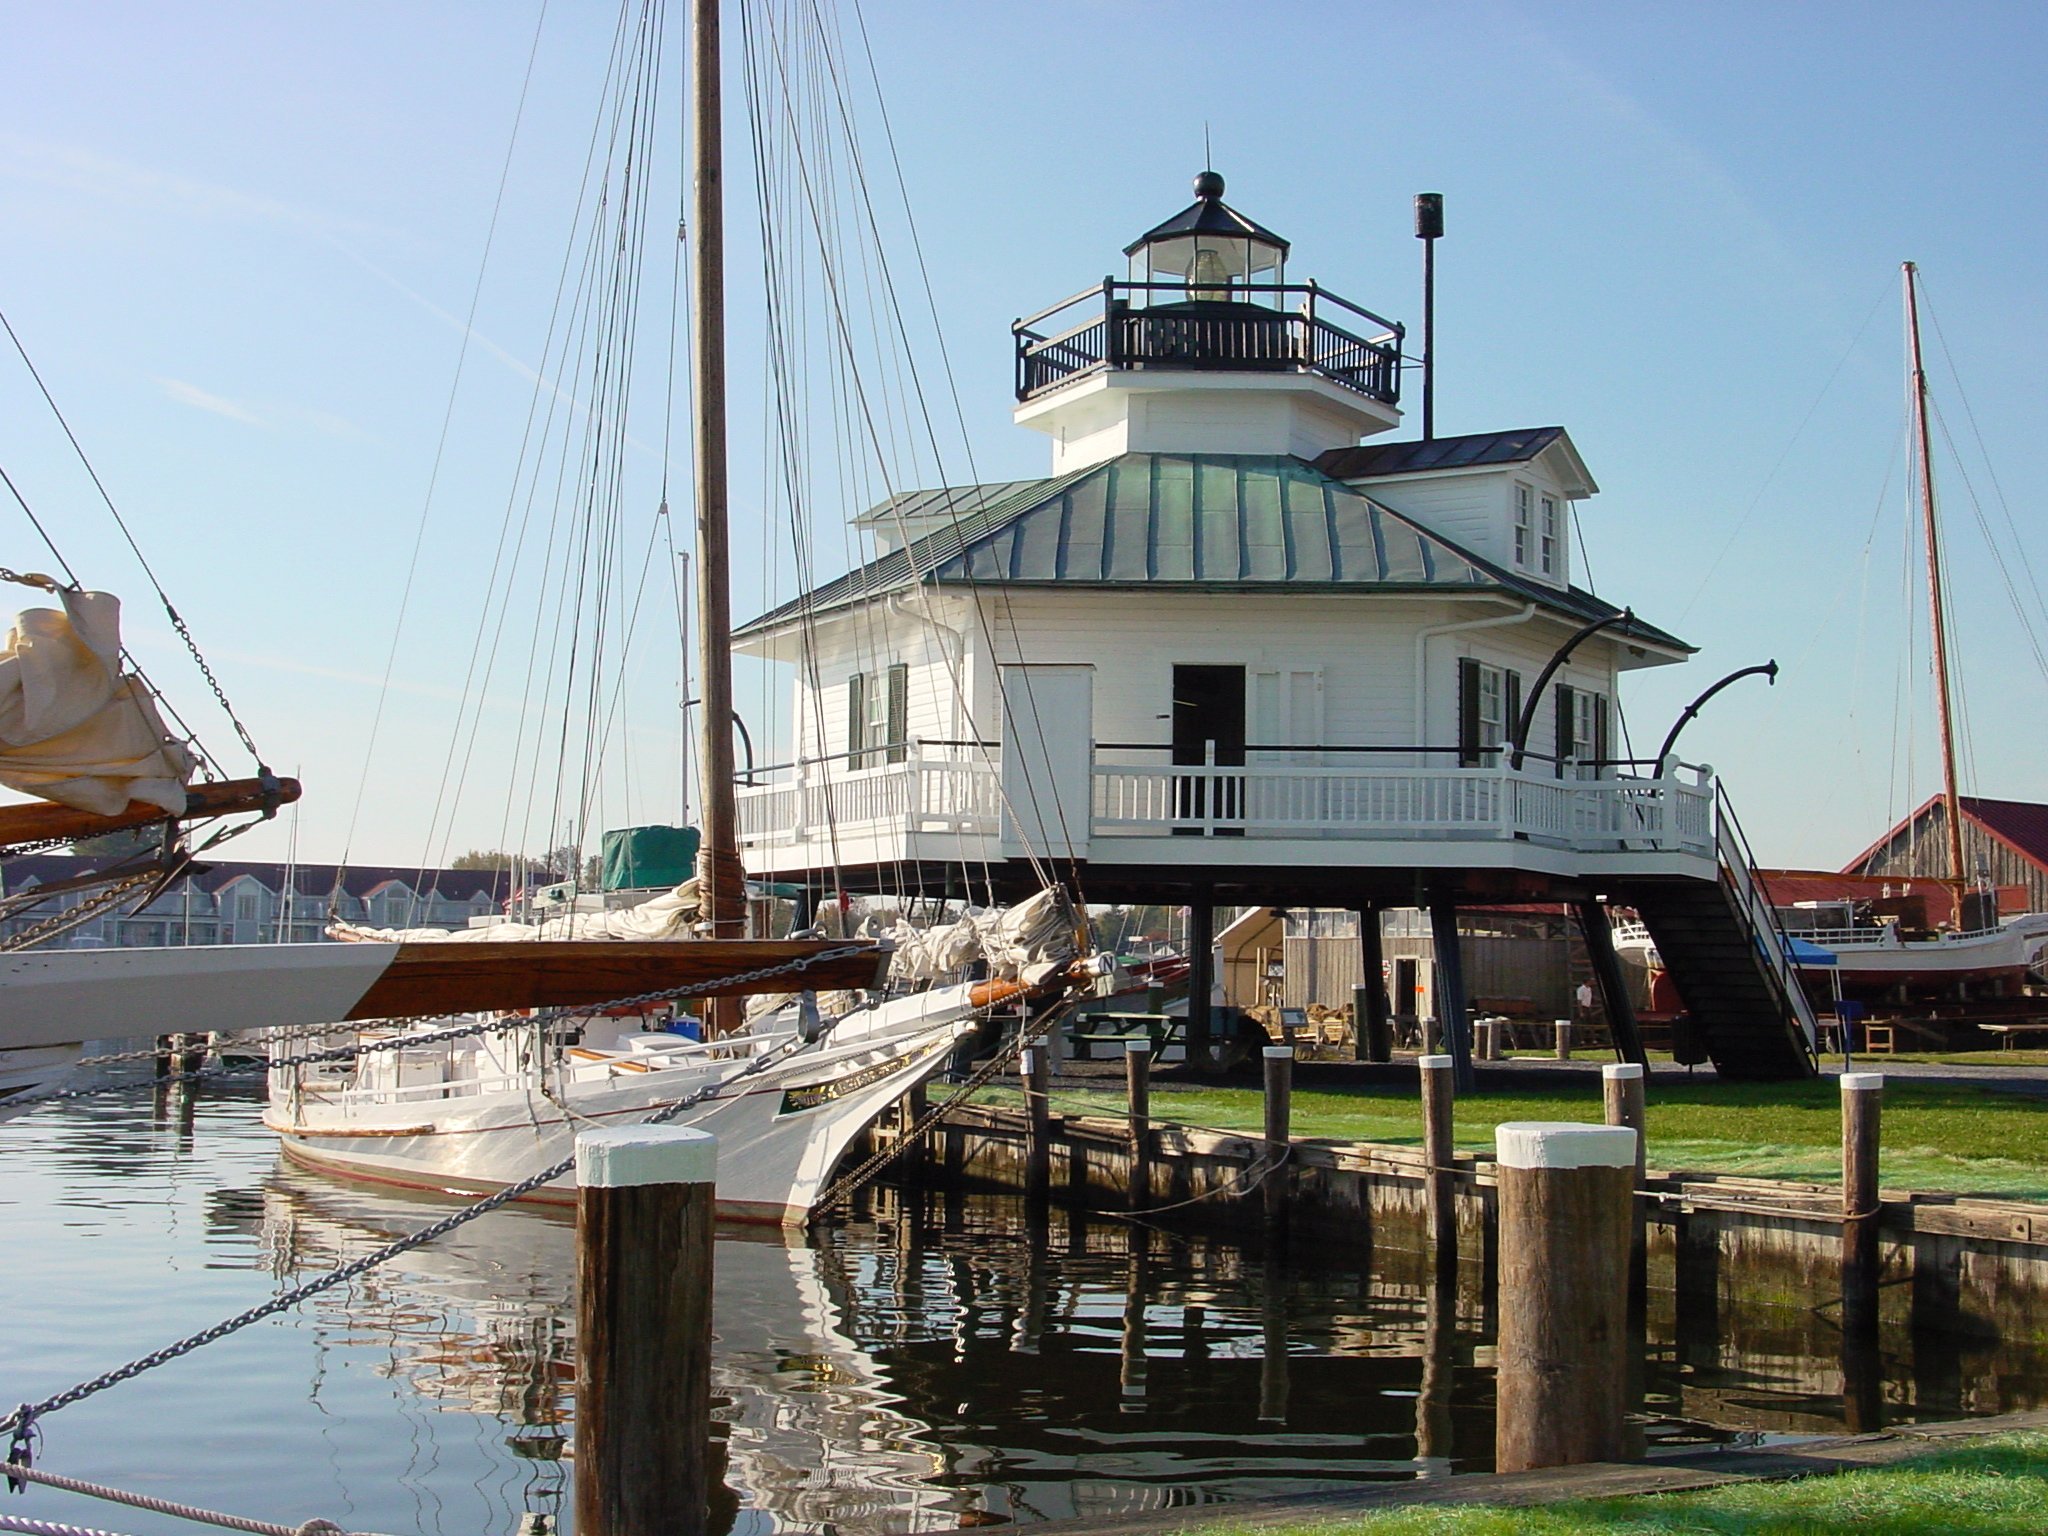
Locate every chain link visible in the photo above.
<box><xmin>158</xmin><ymin>599</ymin><xmax>263</xmax><ymax>771</ymax></box>
<box><xmin>0</xmin><ymin>949</ymin><xmax>874</xmax><ymax>1440</ymax></box>
<box><xmin>0</xmin><ymin>876</ymin><xmax>159</xmax><ymax>955</ymax></box>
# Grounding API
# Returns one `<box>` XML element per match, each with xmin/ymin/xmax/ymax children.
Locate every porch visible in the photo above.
<box><xmin>735</xmin><ymin>740</ymin><xmax>1719</xmax><ymax>885</ymax></box>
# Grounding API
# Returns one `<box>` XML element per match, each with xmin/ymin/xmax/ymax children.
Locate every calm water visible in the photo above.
<box><xmin>3</xmin><ymin>1071</ymin><xmax>2042</xmax><ymax>1535</ymax></box>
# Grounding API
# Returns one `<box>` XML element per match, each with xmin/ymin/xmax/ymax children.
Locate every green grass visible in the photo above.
<box><xmin>996</xmin><ymin>1071</ymin><xmax>2048</xmax><ymax>1198</ymax></box>
<box><xmin>1189</xmin><ymin>1432</ymin><xmax>2048</xmax><ymax>1535</ymax></box>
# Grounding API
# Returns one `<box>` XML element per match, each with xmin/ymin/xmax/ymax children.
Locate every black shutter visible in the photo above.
<box><xmin>885</xmin><ymin>663</ymin><xmax>909</xmax><ymax>765</ymax></box>
<box><xmin>1593</xmin><ymin>694</ymin><xmax>1610</xmax><ymax>774</ymax></box>
<box><xmin>1554</xmin><ymin>683</ymin><xmax>1576</xmax><ymax>778</ymax></box>
<box><xmin>1504</xmin><ymin>669</ymin><xmax>1523</xmax><ymax>767</ymax></box>
<box><xmin>847</xmin><ymin>672</ymin><xmax>867</xmax><ymax>769</ymax></box>
<box><xmin>1457</xmin><ymin>657</ymin><xmax>1480</xmax><ymax>768</ymax></box>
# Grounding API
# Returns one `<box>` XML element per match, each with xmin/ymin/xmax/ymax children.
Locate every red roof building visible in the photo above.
<box><xmin>1844</xmin><ymin>795</ymin><xmax>2048</xmax><ymax>915</ymax></box>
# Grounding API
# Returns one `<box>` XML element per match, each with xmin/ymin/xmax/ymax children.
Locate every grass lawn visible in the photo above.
<box><xmin>1192</xmin><ymin>1431</ymin><xmax>2048</xmax><ymax>1535</ymax></box>
<box><xmin>993</xmin><ymin>1067</ymin><xmax>2048</xmax><ymax>1198</ymax></box>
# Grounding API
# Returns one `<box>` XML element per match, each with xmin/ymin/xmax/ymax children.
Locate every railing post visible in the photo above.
<box><xmin>1203</xmin><ymin>740</ymin><xmax>1217</xmax><ymax>837</ymax></box>
<box><xmin>575</xmin><ymin>1126</ymin><xmax>716</xmax><ymax>1536</ymax></box>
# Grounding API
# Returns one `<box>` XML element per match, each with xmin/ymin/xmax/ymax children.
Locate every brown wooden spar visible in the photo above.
<box><xmin>0</xmin><ymin>774</ymin><xmax>302</xmax><ymax>849</ymax></box>
<box><xmin>344</xmin><ymin>938</ymin><xmax>891</xmax><ymax>1020</ymax></box>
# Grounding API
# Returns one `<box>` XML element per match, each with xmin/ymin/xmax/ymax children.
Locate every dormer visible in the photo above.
<box><xmin>1011</xmin><ymin>172</ymin><xmax>1405</xmax><ymax>475</ymax></box>
<box><xmin>1317</xmin><ymin>427</ymin><xmax>1596</xmax><ymax>591</ymax></box>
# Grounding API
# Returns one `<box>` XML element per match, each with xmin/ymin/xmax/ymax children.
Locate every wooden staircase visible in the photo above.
<box><xmin>1607</xmin><ymin>792</ymin><xmax>1819</xmax><ymax>1081</ymax></box>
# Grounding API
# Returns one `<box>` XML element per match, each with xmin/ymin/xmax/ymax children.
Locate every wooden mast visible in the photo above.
<box><xmin>690</xmin><ymin>0</ymin><xmax>745</xmax><ymax>1017</ymax></box>
<box><xmin>1903</xmin><ymin>261</ymin><xmax>1968</xmax><ymax>889</ymax></box>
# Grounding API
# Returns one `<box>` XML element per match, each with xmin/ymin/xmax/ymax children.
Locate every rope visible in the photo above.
<box><xmin>0</xmin><ymin>1516</ymin><xmax>151</xmax><ymax>1536</ymax></box>
<box><xmin>0</xmin><ymin>1463</ymin><xmax>346</xmax><ymax>1536</ymax></box>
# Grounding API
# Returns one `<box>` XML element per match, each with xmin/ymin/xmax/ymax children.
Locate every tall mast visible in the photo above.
<box><xmin>690</xmin><ymin>0</ymin><xmax>744</xmax><ymax>967</ymax></box>
<box><xmin>1904</xmin><ymin>260</ymin><xmax>1967</xmax><ymax>888</ymax></box>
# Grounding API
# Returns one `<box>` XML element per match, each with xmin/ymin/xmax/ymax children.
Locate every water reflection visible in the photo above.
<box><xmin>17</xmin><ymin>1078</ymin><xmax>2044</xmax><ymax>1535</ymax></box>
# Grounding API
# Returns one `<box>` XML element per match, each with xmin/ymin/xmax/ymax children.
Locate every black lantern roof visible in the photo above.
<box><xmin>1123</xmin><ymin>170</ymin><xmax>1289</xmax><ymax>258</ymax></box>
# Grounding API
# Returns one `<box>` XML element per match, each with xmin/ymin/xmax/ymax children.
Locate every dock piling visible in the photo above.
<box><xmin>1601</xmin><ymin>1062</ymin><xmax>1647</xmax><ymax>1184</ymax></box>
<box><xmin>1262</xmin><ymin>1044</ymin><xmax>1292</xmax><ymax>1237</ymax></box>
<box><xmin>574</xmin><ymin>1125</ymin><xmax>716</xmax><ymax>1536</ymax></box>
<box><xmin>1493</xmin><ymin>1121</ymin><xmax>1636</xmax><ymax>1473</ymax></box>
<box><xmin>1419</xmin><ymin>1053</ymin><xmax>1457</xmax><ymax>1256</ymax></box>
<box><xmin>1842</xmin><ymin>1071</ymin><xmax>1884</xmax><ymax>1335</ymax></box>
<box><xmin>1553</xmin><ymin>1018</ymin><xmax>1574</xmax><ymax>1061</ymax></box>
<box><xmin>1125</xmin><ymin>1039</ymin><xmax>1150</xmax><ymax>1209</ymax></box>
<box><xmin>1023</xmin><ymin>1045</ymin><xmax>1051</xmax><ymax>1200</ymax></box>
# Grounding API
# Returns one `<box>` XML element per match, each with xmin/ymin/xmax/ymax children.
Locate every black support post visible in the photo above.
<box><xmin>1575</xmin><ymin>900</ymin><xmax>1647</xmax><ymax>1068</ymax></box>
<box><xmin>1356</xmin><ymin>903</ymin><xmax>1391</xmax><ymax>1063</ymax></box>
<box><xmin>1427</xmin><ymin>895</ymin><xmax>1476</xmax><ymax>1093</ymax></box>
<box><xmin>1186</xmin><ymin>894</ymin><xmax>1216</xmax><ymax>1069</ymax></box>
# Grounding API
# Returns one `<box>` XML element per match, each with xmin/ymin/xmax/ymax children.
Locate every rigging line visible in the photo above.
<box><xmin>0</xmin><ymin>308</ymin><xmax>261</xmax><ymax>772</ymax></box>
<box><xmin>0</xmin><ymin>458</ymin><xmax>228</xmax><ymax>781</ymax></box>
<box><xmin>750</xmin><ymin>9</ymin><xmax>1061</xmax><ymax>893</ymax></box>
<box><xmin>1676</xmin><ymin>276</ymin><xmax>1893</xmax><ymax>625</ymax></box>
<box><xmin>413</xmin><ymin>0</ymin><xmax>648</xmax><ymax>910</ymax></box>
<box><xmin>1916</xmin><ymin>271</ymin><xmax>2048</xmax><ymax>639</ymax></box>
<box><xmin>1927</xmin><ymin>395</ymin><xmax>2048</xmax><ymax>690</ymax></box>
<box><xmin>787</xmin><ymin>1</ymin><xmax>1070</xmax><ymax>895</ymax></box>
<box><xmin>341</xmin><ymin>0</ymin><xmax>557</xmax><ymax>875</ymax></box>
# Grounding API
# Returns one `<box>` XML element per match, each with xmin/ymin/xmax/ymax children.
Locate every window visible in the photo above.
<box><xmin>1539</xmin><ymin>495</ymin><xmax>1561</xmax><ymax>577</ymax></box>
<box><xmin>1512</xmin><ymin>484</ymin><xmax>1533</xmax><ymax>568</ymax></box>
<box><xmin>236</xmin><ymin>892</ymin><xmax>257</xmax><ymax>921</ymax></box>
<box><xmin>847</xmin><ymin>663</ymin><xmax>909</xmax><ymax>769</ymax></box>
<box><xmin>1552</xmin><ymin>683</ymin><xmax>1610</xmax><ymax>776</ymax></box>
<box><xmin>1457</xmin><ymin>658</ymin><xmax>1523</xmax><ymax>766</ymax></box>
<box><xmin>1250</xmin><ymin>668</ymin><xmax>1322</xmax><ymax>764</ymax></box>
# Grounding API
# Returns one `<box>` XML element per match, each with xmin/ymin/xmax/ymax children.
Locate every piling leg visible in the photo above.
<box><xmin>1185</xmin><ymin>896</ymin><xmax>1216</xmax><ymax>1069</ymax></box>
<box><xmin>1414</xmin><ymin>1259</ymin><xmax>1456</xmax><ymax>1479</ymax></box>
<box><xmin>1493</xmin><ymin>1121</ymin><xmax>1637</xmax><ymax>1473</ymax></box>
<box><xmin>1125</xmin><ymin>1040</ymin><xmax>1151</xmax><ymax>1211</ymax></box>
<box><xmin>1419</xmin><ymin>1053</ymin><xmax>1457</xmax><ymax>1260</ymax></box>
<box><xmin>1474</xmin><ymin>1018</ymin><xmax>1496</xmax><ymax>1063</ymax></box>
<box><xmin>1842</xmin><ymin>1072</ymin><xmax>1883</xmax><ymax>1339</ymax></box>
<box><xmin>1604</xmin><ymin>1061</ymin><xmax>1649</xmax><ymax>1286</ymax></box>
<box><xmin>1262</xmin><ymin>1045</ymin><xmax>1292</xmax><ymax>1239</ymax></box>
<box><xmin>1553</xmin><ymin>1019</ymin><xmax>1573</xmax><ymax>1061</ymax></box>
<box><xmin>1119</xmin><ymin>1250</ymin><xmax>1149</xmax><ymax>1411</ymax></box>
<box><xmin>1023</xmin><ymin>1045</ymin><xmax>1051</xmax><ymax>1203</ymax></box>
<box><xmin>1258</xmin><ymin>1259</ymin><xmax>1290</xmax><ymax>1424</ymax></box>
<box><xmin>1356</xmin><ymin>907</ymin><xmax>1391</xmax><ymax>1063</ymax></box>
<box><xmin>574</xmin><ymin>1125</ymin><xmax>716</xmax><ymax>1536</ymax></box>
<box><xmin>1575</xmin><ymin>899</ymin><xmax>1647</xmax><ymax>1067</ymax></box>
<box><xmin>1426</xmin><ymin>896</ymin><xmax>1475</xmax><ymax>1092</ymax></box>
<box><xmin>900</xmin><ymin>1080</ymin><xmax>928</xmax><ymax>1184</ymax></box>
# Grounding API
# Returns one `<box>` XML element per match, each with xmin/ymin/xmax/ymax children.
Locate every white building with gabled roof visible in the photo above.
<box><xmin>731</xmin><ymin>172</ymin><xmax>1818</xmax><ymax>1082</ymax></box>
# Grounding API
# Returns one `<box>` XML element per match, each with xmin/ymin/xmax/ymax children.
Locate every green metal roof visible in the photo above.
<box><xmin>734</xmin><ymin>453</ymin><xmax>1690</xmax><ymax>651</ymax></box>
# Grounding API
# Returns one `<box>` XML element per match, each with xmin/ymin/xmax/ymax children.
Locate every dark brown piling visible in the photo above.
<box><xmin>1263</xmin><ymin>1045</ymin><xmax>1292</xmax><ymax>1238</ymax></box>
<box><xmin>1493</xmin><ymin>1121</ymin><xmax>1636</xmax><ymax>1473</ymax></box>
<box><xmin>1553</xmin><ymin>1018</ymin><xmax>1574</xmax><ymax>1061</ymax></box>
<box><xmin>574</xmin><ymin>1125</ymin><xmax>716</xmax><ymax>1536</ymax></box>
<box><xmin>1023</xmin><ymin>1045</ymin><xmax>1051</xmax><ymax>1201</ymax></box>
<box><xmin>1419</xmin><ymin>1053</ymin><xmax>1457</xmax><ymax>1258</ymax></box>
<box><xmin>1842</xmin><ymin>1071</ymin><xmax>1883</xmax><ymax>1337</ymax></box>
<box><xmin>1125</xmin><ymin>1039</ymin><xmax>1150</xmax><ymax>1208</ymax></box>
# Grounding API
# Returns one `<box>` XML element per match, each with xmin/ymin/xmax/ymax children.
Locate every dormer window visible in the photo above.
<box><xmin>1540</xmin><ymin>495</ymin><xmax>1561</xmax><ymax>578</ymax></box>
<box><xmin>1513</xmin><ymin>484</ymin><xmax>1533</xmax><ymax>567</ymax></box>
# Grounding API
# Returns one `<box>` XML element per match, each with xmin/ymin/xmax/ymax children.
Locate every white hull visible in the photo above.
<box><xmin>266</xmin><ymin>985</ymin><xmax>986</xmax><ymax>1223</ymax></box>
<box><xmin>0</xmin><ymin>1043</ymin><xmax>84</xmax><ymax>1120</ymax></box>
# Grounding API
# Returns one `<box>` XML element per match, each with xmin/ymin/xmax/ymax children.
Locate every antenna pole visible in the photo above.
<box><xmin>691</xmin><ymin>0</ymin><xmax>745</xmax><ymax>994</ymax></box>
<box><xmin>1415</xmin><ymin>194</ymin><xmax>1443</xmax><ymax>441</ymax></box>
<box><xmin>1904</xmin><ymin>261</ymin><xmax>1966</xmax><ymax>888</ymax></box>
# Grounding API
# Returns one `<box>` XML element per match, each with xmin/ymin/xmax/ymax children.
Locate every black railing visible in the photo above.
<box><xmin>1013</xmin><ymin>280</ymin><xmax>1403</xmax><ymax>405</ymax></box>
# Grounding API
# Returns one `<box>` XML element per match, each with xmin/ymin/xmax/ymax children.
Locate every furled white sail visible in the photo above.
<box><xmin>330</xmin><ymin>879</ymin><xmax>705</xmax><ymax>943</ymax></box>
<box><xmin>0</xmin><ymin>576</ymin><xmax>194</xmax><ymax>818</ymax></box>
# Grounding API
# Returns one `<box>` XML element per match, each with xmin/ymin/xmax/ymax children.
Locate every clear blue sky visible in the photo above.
<box><xmin>2</xmin><ymin>1</ymin><xmax>2043</xmax><ymax>872</ymax></box>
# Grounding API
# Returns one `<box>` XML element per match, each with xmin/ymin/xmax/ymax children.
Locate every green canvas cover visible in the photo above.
<box><xmin>600</xmin><ymin>824</ymin><xmax>700</xmax><ymax>892</ymax></box>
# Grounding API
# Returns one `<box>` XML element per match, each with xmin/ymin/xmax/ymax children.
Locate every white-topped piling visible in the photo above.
<box><xmin>1493</xmin><ymin>1121</ymin><xmax>1636</xmax><ymax>1472</ymax></box>
<box><xmin>575</xmin><ymin>1125</ymin><xmax>717</xmax><ymax>1536</ymax></box>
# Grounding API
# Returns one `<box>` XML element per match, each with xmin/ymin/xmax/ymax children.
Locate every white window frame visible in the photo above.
<box><xmin>1570</xmin><ymin>688</ymin><xmax>1606</xmax><ymax>765</ymax></box>
<box><xmin>1476</xmin><ymin>663</ymin><xmax>1507</xmax><ymax>754</ymax></box>
<box><xmin>1512</xmin><ymin>483</ymin><xmax>1533</xmax><ymax>568</ymax></box>
<box><xmin>1540</xmin><ymin>494</ymin><xmax>1561</xmax><ymax>578</ymax></box>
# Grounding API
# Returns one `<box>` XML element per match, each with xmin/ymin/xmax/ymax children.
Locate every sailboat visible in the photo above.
<box><xmin>260</xmin><ymin>0</ymin><xmax>1104</xmax><ymax>1219</ymax></box>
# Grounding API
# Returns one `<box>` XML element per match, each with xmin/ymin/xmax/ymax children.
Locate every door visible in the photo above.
<box><xmin>1172</xmin><ymin>664</ymin><xmax>1245</xmax><ymax>832</ymax></box>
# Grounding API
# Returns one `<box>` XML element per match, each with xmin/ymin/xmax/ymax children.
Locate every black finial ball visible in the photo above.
<box><xmin>1193</xmin><ymin>169</ymin><xmax>1225</xmax><ymax>200</ymax></box>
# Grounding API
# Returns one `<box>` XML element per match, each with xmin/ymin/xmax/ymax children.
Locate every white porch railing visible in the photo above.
<box><xmin>738</xmin><ymin>741</ymin><xmax>1716</xmax><ymax>860</ymax></box>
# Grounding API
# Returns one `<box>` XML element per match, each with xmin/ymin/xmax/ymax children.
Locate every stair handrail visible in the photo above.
<box><xmin>1712</xmin><ymin>783</ymin><xmax>1822</xmax><ymax>1065</ymax></box>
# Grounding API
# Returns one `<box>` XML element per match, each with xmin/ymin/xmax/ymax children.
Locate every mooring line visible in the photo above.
<box><xmin>0</xmin><ymin>1462</ymin><xmax>347</xmax><ymax>1536</ymax></box>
